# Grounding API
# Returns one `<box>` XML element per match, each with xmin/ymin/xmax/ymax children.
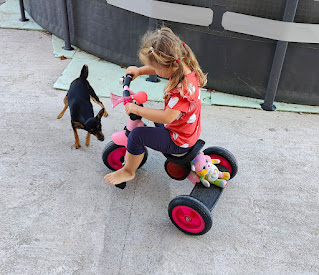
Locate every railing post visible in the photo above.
<box><xmin>18</xmin><ymin>0</ymin><xmax>29</xmax><ymax>22</ymax></box>
<box><xmin>261</xmin><ymin>0</ymin><xmax>299</xmax><ymax>111</ymax></box>
<box><xmin>60</xmin><ymin>0</ymin><xmax>74</xmax><ymax>51</ymax></box>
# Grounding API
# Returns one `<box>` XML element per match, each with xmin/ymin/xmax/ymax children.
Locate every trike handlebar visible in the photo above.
<box><xmin>111</xmin><ymin>74</ymin><xmax>147</xmax><ymax>121</ymax></box>
<box><xmin>123</xmin><ymin>74</ymin><xmax>133</xmax><ymax>97</ymax></box>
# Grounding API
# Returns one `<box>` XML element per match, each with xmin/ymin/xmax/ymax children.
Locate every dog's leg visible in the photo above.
<box><xmin>90</xmin><ymin>96</ymin><xmax>108</xmax><ymax>117</ymax></box>
<box><xmin>57</xmin><ymin>96</ymin><xmax>68</xmax><ymax>119</ymax></box>
<box><xmin>72</xmin><ymin>129</ymin><xmax>81</xmax><ymax>149</ymax></box>
<box><xmin>72</xmin><ymin>122</ymin><xmax>84</xmax><ymax>149</ymax></box>
<box><xmin>85</xmin><ymin>132</ymin><xmax>91</xmax><ymax>147</ymax></box>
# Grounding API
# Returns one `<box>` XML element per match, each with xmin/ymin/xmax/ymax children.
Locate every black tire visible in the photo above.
<box><xmin>203</xmin><ymin>146</ymin><xmax>238</xmax><ymax>179</ymax></box>
<box><xmin>102</xmin><ymin>141</ymin><xmax>148</xmax><ymax>171</ymax></box>
<box><xmin>168</xmin><ymin>195</ymin><xmax>213</xmax><ymax>235</ymax></box>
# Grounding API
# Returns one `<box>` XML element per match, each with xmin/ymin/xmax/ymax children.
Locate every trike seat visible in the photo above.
<box><xmin>163</xmin><ymin>139</ymin><xmax>205</xmax><ymax>165</ymax></box>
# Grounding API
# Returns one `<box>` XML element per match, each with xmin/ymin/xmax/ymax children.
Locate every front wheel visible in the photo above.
<box><xmin>168</xmin><ymin>195</ymin><xmax>213</xmax><ymax>235</ymax></box>
<box><xmin>102</xmin><ymin>141</ymin><xmax>148</xmax><ymax>171</ymax></box>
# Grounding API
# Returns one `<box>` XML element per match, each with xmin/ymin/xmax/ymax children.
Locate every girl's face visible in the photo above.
<box><xmin>146</xmin><ymin>61</ymin><xmax>176</xmax><ymax>79</ymax></box>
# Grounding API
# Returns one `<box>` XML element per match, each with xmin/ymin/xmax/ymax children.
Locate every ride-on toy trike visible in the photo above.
<box><xmin>102</xmin><ymin>75</ymin><xmax>238</xmax><ymax>235</ymax></box>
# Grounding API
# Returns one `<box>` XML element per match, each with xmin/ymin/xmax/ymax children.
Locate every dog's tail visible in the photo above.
<box><xmin>80</xmin><ymin>64</ymin><xmax>89</xmax><ymax>79</ymax></box>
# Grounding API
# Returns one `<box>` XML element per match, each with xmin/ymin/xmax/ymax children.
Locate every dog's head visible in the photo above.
<box><xmin>83</xmin><ymin>108</ymin><xmax>105</xmax><ymax>141</ymax></box>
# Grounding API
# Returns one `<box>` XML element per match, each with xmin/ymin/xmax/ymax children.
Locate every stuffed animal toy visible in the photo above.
<box><xmin>190</xmin><ymin>152</ymin><xmax>230</xmax><ymax>188</ymax></box>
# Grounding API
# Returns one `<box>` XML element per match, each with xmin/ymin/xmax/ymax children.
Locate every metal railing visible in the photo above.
<box><xmin>59</xmin><ymin>0</ymin><xmax>73</xmax><ymax>50</ymax></box>
<box><xmin>18</xmin><ymin>0</ymin><xmax>28</xmax><ymax>22</ymax></box>
<box><xmin>261</xmin><ymin>0</ymin><xmax>299</xmax><ymax>111</ymax></box>
<box><xmin>18</xmin><ymin>0</ymin><xmax>73</xmax><ymax>51</ymax></box>
<box><xmin>18</xmin><ymin>0</ymin><xmax>306</xmax><ymax>110</ymax></box>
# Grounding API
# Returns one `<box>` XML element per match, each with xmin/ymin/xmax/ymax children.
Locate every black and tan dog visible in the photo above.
<box><xmin>57</xmin><ymin>65</ymin><xmax>108</xmax><ymax>149</ymax></box>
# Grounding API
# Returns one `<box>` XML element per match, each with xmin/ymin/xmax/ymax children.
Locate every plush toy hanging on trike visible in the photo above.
<box><xmin>102</xmin><ymin>75</ymin><xmax>238</xmax><ymax>235</ymax></box>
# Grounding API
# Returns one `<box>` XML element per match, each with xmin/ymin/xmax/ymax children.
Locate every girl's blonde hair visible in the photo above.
<box><xmin>139</xmin><ymin>27</ymin><xmax>207</xmax><ymax>98</ymax></box>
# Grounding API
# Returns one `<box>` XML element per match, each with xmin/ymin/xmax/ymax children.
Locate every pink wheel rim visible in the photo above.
<box><xmin>172</xmin><ymin>205</ymin><xmax>205</xmax><ymax>233</ymax></box>
<box><xmin>209</xmin><ymin>154</ymin><xmax>232</xmax><ymax>174</ymax></box>
<box><xmin>107</xmin><ymin>147</ymin><xmax>126</xmax><ymax>170</ymax></box>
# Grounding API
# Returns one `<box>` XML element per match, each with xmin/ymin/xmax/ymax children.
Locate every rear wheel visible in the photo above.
<box><xmin>168</xmin><ymin>195</ymin><xmax>213</xmax><ymax>235</ymax></box>
<box><xmin>102</xmin><ymin>141</ymin><xmax>148</xmax><ymax>171</ymax></box>
<box><xmin>164</xmin><ymin>161</ymin><xmax>190</xmax><ymax>180</ymax></box>
<box><xmin>203</xmin><ymin>146</ymin><xmax>238</xmax><ymax>179</ymax></box>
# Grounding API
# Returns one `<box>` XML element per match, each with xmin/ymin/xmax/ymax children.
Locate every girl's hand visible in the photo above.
<box><xmin>126</xmin><ymin>66</ymin><xmax>140</xmax><ymax>80</ymax></box>
<box><xmin>125</xmin><ymin>103</ymin><xmax>139</xmax><ymax>116</ymax></box>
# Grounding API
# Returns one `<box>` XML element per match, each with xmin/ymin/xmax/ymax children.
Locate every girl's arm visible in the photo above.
<box><xmin>125</xmin><ymin>103</ymin><xmax>181</xmax><ymax>124</ymax></box>
<box><xmin>126</xmin><ymin>65</ymin><xmax>157</xmax><ymax>80</ymax></box>
<box><xmin>138</xmin><ymin>65</ymin><xmax>157</xmax><ymax>76</ymax></box>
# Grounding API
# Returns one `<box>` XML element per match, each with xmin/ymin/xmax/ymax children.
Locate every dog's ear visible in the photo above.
<box><xmin>73</xmin><ymin>122</ymin><xmax>85</xmax><ymax>129</ymax></box>
<box><xmin>96</xmin><ymin>108</ymin><xmax>104</xmax><ymax>120</ymax></box>
<box><xmin>80</xmin><ymin>65</ymin><xmax>88</xmax><ymax>79</ymax></box>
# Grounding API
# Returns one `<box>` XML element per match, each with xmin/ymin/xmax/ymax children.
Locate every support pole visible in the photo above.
<box><xmin>261</xmin><ymin>0</ymin><xmax>299</xmax><ymax>111</ymax></box>
<box><xmin>60</xmin><ymin>0</ymin><xmax>74</xmax><ymax>51</ymax></box>
<box><xmin>18</xmin><ymin>0</ymin><xmax>29</xmax><ymax>22</ymax></box>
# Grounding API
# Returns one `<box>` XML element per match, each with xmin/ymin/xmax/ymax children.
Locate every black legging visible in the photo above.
<box><xmin>127</xmin><ymin>123</ymin><xmax>192</xmax><ymax>155</ymax></box>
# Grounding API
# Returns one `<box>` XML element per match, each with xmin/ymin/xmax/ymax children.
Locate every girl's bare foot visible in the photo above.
<box><xmin>104</xmin><ymin>168</ymin><xmax>135</xmax><ymax>185</ymax></box>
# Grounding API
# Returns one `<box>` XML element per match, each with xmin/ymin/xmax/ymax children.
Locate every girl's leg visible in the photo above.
<box><xmin>104</xmin><ymin>126</ymin><xmax>191</xmax><ymax>185</ymax></box>
<box><xmin>104</xmin><ymin>151</ymin><xmax>145</xmax><ymax>185</ymax></box>
<box><xmin>127</xmin><ymin>126</ymin><xmax>191</xmax><ymax>155</ymax></box>
<box><xmin>154</xmin><ymin>122</ymin><xmax>165</xmax><ymax>128</ymax></box>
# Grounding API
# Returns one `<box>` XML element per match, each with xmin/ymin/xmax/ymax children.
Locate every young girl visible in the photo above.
<box><xmin>104</xmin><ymin>27</ymin><xmax>207</xmax><ymax>186</ymax></box>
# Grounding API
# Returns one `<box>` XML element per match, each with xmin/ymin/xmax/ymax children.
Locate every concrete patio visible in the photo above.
<box><xmin>0</xmin><ymin>3</ymin><xmax>318</xmax><ymax>274</ymax></box>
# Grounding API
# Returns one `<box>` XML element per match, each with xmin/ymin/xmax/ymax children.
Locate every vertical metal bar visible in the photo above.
<box><xmin>209</xmin><ymin>4</ymin><xmax>226</xmax><ymax>31</ymax></box>
<box><xmin>262</xmin><ymin>42</ymin><xmax>288</xmax><ymax>111</ymax></box>
<box><xmin>146</xmin><ymin>17</ymin><xmax>160</xmax><ymax>83</ymax></box>
<box><xmin>60</xmin><ymin>0</ymin><xmax>73</xmax><ymax>51</ymax></box>
<box><xmin>19</xmin><ymin>0</ymin><xmax>29</xmax><ymax>22</ymax></box>
<box><xmin>261</xmin><ymin>0</ymin><xmax>299</xmax><ymax>111</ymax></box>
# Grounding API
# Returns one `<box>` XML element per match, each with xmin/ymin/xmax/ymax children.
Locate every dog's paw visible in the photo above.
<box><xmin>71</xmin><ymin>143</ymin><xmax>81</xmax><ymax>149</ymax></box>
<box><xmin>57</xmin><ymin>114</ymin><xmax>63</xmax><ymax>119</ymax></box>
<box><xmin>103</xmin><ymin>111</ymin><xmax>109</xmax><ymax>117</ymax></box>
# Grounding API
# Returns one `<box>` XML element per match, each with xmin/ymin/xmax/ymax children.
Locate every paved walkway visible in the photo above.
<box><xmin>0</xmin><ymin>25</ymin><xmax>318</xmax><ymax>275</ymax></box>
